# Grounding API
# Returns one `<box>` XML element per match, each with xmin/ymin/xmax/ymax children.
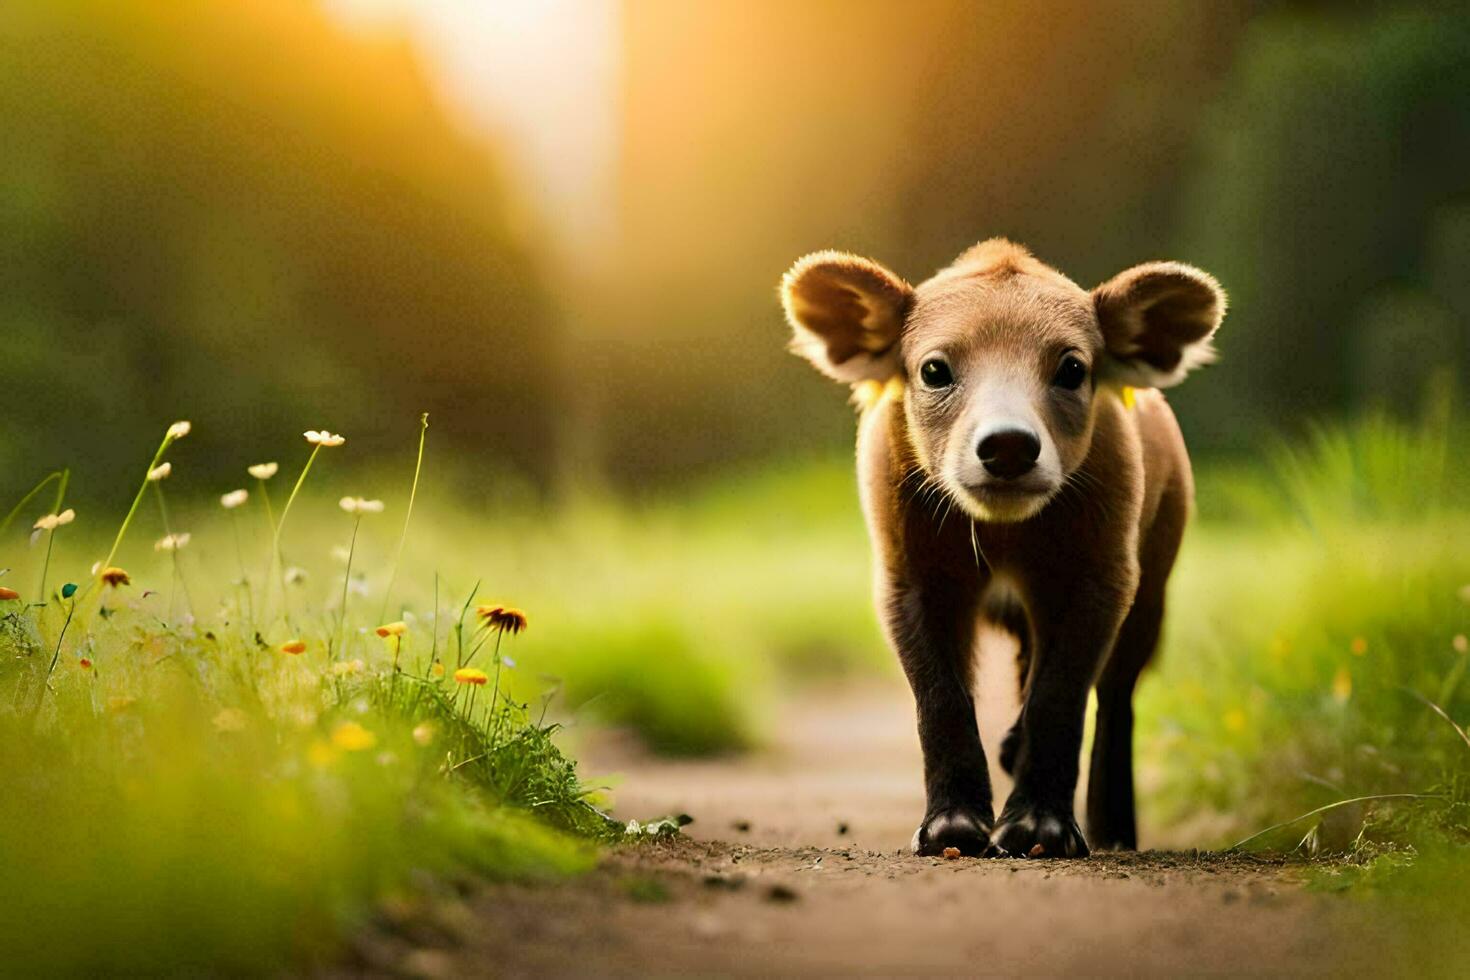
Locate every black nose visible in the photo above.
<box><xmin>978</xmin><ymin>427</ymin><xmax>1041</xmax><ymax>480</ymax></box>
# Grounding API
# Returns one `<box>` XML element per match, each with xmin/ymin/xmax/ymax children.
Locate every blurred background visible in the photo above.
<box><xmin>3</xmin><ymin>0</ymin><xmax>1468</xmax><ymax>850</ymax></box>
<box><xmin>5</xmin><ymin>0</ymin><xmax>1467</xmax><ymax>493</ymax></box>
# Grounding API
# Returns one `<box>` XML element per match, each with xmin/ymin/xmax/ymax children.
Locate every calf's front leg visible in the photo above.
<box><xmin>993</xmin><ymin>582</ymin><xmax>1131</xmax><ymax>858</ymax></box>
<box><xmin>882</xmin><ymin>575</ymin><xmax>993</xmax><ymax>856</ymax></box>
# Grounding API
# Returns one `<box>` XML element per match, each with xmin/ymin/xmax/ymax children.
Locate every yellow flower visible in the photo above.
<box><xmin>339</xmin><ymin>496</ymin><xmax>384</xmax><ymax>515</ymax></box>
<box><xmin>431</xmin><ymin>661</ymin><xmax>445</xmax><ymax>678</ymax></box>
<box><xmin>475</xmin><ymin>603</ymin><xmax>504</xmax><ymax>621</ymax></box>
<box><xmin>220</xmin><ymin>489</ymin><xmax>249</xmax><ymax>509</ymax></box>
<box><xmin>280</xmin><ymin>639</ymin><xmax>307</xmax><ymax>655</ymax></box>
<box><xmin>100</xmin><ymin>566</ymin><xmax>131</xmax><ymax>588</ymax></box>
<box><xmin>412</xmin><ymin>722</ymin><xmax>435</xmax><ymax>746</ymax></box>
<box><xmin>248</xmin><ymin>462</ymin><xmax>279</xmax><ymax>480</ymax></box>
<box><xmin>146</xmin><ymin>462</ymin><xmax>172</xmax><ymax>482</ymax></box>
<box><xmin>1331</xmin><ymin>666</ymin><xmax>1352</xmax><ymax>704</ymax></box>
<box><xmin>33</xmin><ymin>509</ymin><xmax>76</xmax><ymax>531</ymax></box>
<box><xmin>307</xmin><ymin>739</ymin><xmax>338</xmax><ymax>769</ymax></box>
<box><xmin>1223</xmin><ymin>708</ymin><xmax>1247</xmax><ymax>733</ymax></box>
<box><xmin>304</xmin><ymin>430</ymin><xmax>346</xmax><ymax>447</ymax></box>
<box><xmin>454</xmin><ymin>667</ymin><xmax>489</xmax><ymax>686</ymax></box>
<box><xmin>212</xmin><ymin>707</ymin><xmax>249</xmax><ymax>732</ymax></box>
<box><xmin>330</xmin><ymin>720</ymin><xmax>377</xmax><ymax>751</ymax></box>
<box><xmin>166</xmin><ymin>420</ymin><xmax>192</xmax><ymax>441</ymax></box>
<box><xmin>0</xmin><ymin>587</ymin><xmax>19</xmax><ymax>601</ymax></box>
<box><xmin>375</xmin><ymin>621</ymin><xmax>407</xmax><ymax>638</ymax></box>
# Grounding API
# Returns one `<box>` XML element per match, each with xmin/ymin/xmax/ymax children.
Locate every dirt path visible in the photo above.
<box><xmin>347</xmin><ymin>672</ymin><xmax>1413</xmax><ymax>977</ymax></box>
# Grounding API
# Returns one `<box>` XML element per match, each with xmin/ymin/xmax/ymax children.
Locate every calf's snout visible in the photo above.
<box><xmin>977</xmin><ymin>426</ymin><xmax>1041</xmax><ymax>480</ymax></box>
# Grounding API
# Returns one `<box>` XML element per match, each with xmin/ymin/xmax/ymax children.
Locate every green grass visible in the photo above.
<box><xmin>1142</xmin><ymin>393</ymin><xmax>1470</xmax><ymax>855</ymax></box>
<box><xmin>0</xmin><ymin>423</ymin><xmax>615</xmax><ymax>975</ymax></box>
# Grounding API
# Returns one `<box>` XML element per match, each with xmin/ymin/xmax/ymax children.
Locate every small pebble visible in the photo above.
<box><xmin>942</xmin><ymin>847</ymin><xmax>962</xmax><ymax>860</ymax></box>
<box><xmin>1028</xmin><ymin>844</ymin><xmax>1045</xmax><ymax>858</ymax></box>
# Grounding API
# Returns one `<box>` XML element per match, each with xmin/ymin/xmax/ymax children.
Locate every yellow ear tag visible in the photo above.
<box><xmin>1121</xmin><ymin>386</ymin><xmax>1137</xmax><ymax>410</ymax></box>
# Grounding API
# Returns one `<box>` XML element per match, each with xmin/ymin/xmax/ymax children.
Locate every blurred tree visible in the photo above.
<box><xmin>1170</xmin><ymin>4</ymin><xmax>1470</xmax><ymax>448</ymax></box>
<box><xmin>0</xmin><ymin>0</ymin><xmax>554</xmax><ymax>498</ymax></box>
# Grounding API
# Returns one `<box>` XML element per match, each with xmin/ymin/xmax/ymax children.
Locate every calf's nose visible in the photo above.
<box><xmin>977</xmin><ymin>427</ymin><xmax>1041</xmax><ymax>480</ymax></box>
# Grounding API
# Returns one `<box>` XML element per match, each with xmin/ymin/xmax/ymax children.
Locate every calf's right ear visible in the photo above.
<box><xmin>781</xmin><ymin>251</ymin><xmax>912</xmax><ymax>383</ymax></box>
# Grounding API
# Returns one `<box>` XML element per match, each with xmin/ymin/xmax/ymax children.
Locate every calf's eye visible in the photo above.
<box><xmin>1053</xmin><ymin>354</ymin><xmax>1087</xmax><ymax>390</ymax></box>
<box><xmin>919</xmin><ymin>358</ymin><xmax>953</xmax><ymax>389</ymax></box>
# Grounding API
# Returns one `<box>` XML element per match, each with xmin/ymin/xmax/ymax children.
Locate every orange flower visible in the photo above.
<box><xmin>280</xmin><ymin>639</ymin><xmax>307</xmax><ymax>655</ymax></box>
<box><xmin>479</xmin><ymin>605</ymin><xmax>528</xmax><ymax>635</ymax></box>
<box><xmin>454</xmin><ymin>667</ymin><xmax>489</xmax><ymax>686</ymax></box>
<box><xmin>375</xmin><ymin>621</ymin><xmax>408</xmax><ymax>638</ymax></box>
<box><xmin>78</xmin><ymin>657</ymin><xmax>93</xmax><ymax>670</ymax></box>
<box><xmin>100</xmin><ymin>567</ymin><xmax>131</xmax><ymax>588</ymax></box>
<box><xmin>0</xmin><ymin>586</ymin><xmax>19</xmax><ymax>601</ymax></box>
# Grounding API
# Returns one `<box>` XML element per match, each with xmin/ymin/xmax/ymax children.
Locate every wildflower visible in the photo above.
<box><xmin>339</xmin><ymin>497</ymin><xmax>384</xmax><ymax>515</ymax></box>
<box><xmin>332</xmin><ymin>658</ymin><xmax>365</xmax><ymax>677</ymax></box>
<box><xmin>33</xmin><ymin>509</ymin><xmax>76</xmax><ymax>531</ymax></box>
<box><xmin>220</xmin><ymin>489</ymin><xmax>249</xmax><ymax>509</ymax></box>
<box><xmin>502</xmin><ymin>656</ymin><xmax>516</xmax><ymax>669</ymax></box>
<box><xmin>280</xmin><ymin>639</ymin><xmax>307</xmax><ymax>655</ymax></box>
<box><xmin>375</xmin><ymin>621</ymin><xmax>407</xmax><ymax>638</ymax></box>
<box><xmin>146</xmin><ymin>462</ymin><xmax>172</xmax><ymax>482</ymax></box>
<box><xmin>1349</xmin><ymin>636</ymin><xmax>1368</xmax><ymax>656</ymax></box>
<box><xmin>212</xmin><ymin>707</ymin><xmax>249</xmax><ymax>732</ymax></box>
<box><xmin>307</xmin><ymin>740</ymin><xmax>338</xmax><ymax>768</ymax></box>
<box><xmin>481</xmin><ymin>606</ymin><xmax>528</xmax><ymax>635</ymax></box>
<box><xmin>284</xmin><ymin>566</ymin><xmax>307</xmax><ymax>585</ymax></box>
<box><xmin>1331</xmin><ymin>666</ymin><xmax>1352</xmax><ymax>704</ymax></box>
<box><xmin>412</xmin><ymin>722</ymin><xmax>435</xmax><ymax>746</ymax></box>
<box><xmin>304</xmin><ymin>430</ymin><xmax>346</xmax><ymax>447</ymax></box>
<box><xmin>166</xmin><ymin>420</ymin><xmax>192</xmax><ymax>441</ymax></box>
<box><xmin>1222</xmin><ymin>708</ymin><xmax>1247</xmax><ymax>733</ymax></box>
<box><xmin>348</xmin><ymin>576</ymin><xmax>369</xmax><ymax>597</ymax></box>
<box><xmin>431</xmin><ymin>661</ymin><xmax>445</xmax><ymax>678</ymax></box>
<box><xmin>330</xmin><ymin>720</ymin><xmax>377</xmax><ymax>751</ymax></box>
<box><xmin>331</xmin><ymin>545</ymin><xmax>352</xmax><ymax>564</ymax></box>
<box><xmin>248</xmin><ymin>462</ymin><xmax>279</xmax><ymax>480</ymax></box>
<box><xmin>454</xmin><ymin>667</ymin><xmax>489</xmax><ymax>686</ymax></box>
<box><xmin>0</xmin><ymin>586</ymin><xmax>19</xmax><ymax>601</ymax></box>
<box><xmin>78</xmin><ymin>657</ymin><xmax>93</xmax><ymax>670</ymax></box>
<box><xmin>100</xmin><ymin>567</ymin><xmax>131</xmax><ymax>587</ymax></box>
<box><xmin>1453</xmin><ymin>634</ymin><xmax>1468</xmax><ymax>655</ymax></box>
<box><xmin>154</xmin><ymin>532</ymin><xmax>191</xmax><ymax>552</ymax></box>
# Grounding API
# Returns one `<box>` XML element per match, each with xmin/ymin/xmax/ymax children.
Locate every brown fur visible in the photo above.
<box><xmin>783</xmin><ymin>239</ymin><xmax>1225</xmax><ymax>857</ymax></box>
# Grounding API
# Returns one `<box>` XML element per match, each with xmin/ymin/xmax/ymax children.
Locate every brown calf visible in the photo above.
<box><xmin>781</xmin><ymin>239</ymin><xmax>1225</xmax><ymax>857</ymax></box>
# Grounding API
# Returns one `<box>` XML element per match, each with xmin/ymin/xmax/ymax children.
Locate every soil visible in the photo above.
<box><xmin>342</xmin><ymin>670</ymin><xmax>1419</xmax><ymax>977</ymax></box>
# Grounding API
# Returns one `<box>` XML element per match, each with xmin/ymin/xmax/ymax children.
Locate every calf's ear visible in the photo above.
<box><xmin>1092</xmin><ymin>261</ymin><xmax>1226</xmax><ymax>388</ymax></box>
<box><xmin>782</xmin><ymin>251</ymin><xmax>912</xmax><ymax>383</ymax></box>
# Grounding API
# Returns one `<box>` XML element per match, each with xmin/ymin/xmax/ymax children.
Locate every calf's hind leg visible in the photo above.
<box><xmin>1085</xmin><ymin>587</ymin><xmax>1165</xmax><ymax>851</ymax></box>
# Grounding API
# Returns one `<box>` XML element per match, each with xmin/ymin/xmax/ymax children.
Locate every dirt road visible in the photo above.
<box><xmin>341</xmin><ymin>658</ymin><xmax>1438</xmax><ymax>977</ymax></box>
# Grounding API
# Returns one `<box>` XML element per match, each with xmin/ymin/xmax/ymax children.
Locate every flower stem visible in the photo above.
<box><xmin>268</xmin><ymin>444</ymin><xmax>321</xmax><ymax>627</ymax></box>
<box><xmin>152</xmin><ymin>482</ymin><xmax>193</xmax><ymax>622</ymax></box>
<box><xmin>100</xmin><ymin>432</ymin><xmax>175</xmax><ymax>576</ymax></box>
<box><xmin>333</xmin><ymin>514</ymin><xmax>362</xmax><ymax>661</ymax></box>
<box><xmin>230</xmin><ymin>511</ymin><xmax>254</xmax><ymax>632</ymax></box>
<box><xmin>1</xmin><ymin>469</ymin><xmax>66</xmax><ymax>539</ymax></box>
<box><xmin>34</xmin><ymin>469</ymin><xmax>69</xmax><ymax>604</ymax></box>
<box><xmin>46</xmin><ymin>598</ymin><xmax>77</xmax><ymax>680</ymax></box>
<box><xmin>380</xmin><ymin>413</ymin><xmax>428</xmax><ymax>623</ymax></box>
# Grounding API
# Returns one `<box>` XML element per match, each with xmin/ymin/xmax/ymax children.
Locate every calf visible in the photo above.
<box><xmin>781</xmin><ymin>239</ymin><xmax>1225</xmax><ymax>857</ymax></box>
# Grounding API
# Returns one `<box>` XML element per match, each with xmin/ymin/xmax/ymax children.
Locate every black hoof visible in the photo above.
<box><xmin>911</xmin><ymin>805</ymin><xmax>994</xmax><ymax>857</ymax></box>
<box><xmin>992</xmin><ymin>799</ymin><xmax>1089</xmax><ymax>858</ymax></box>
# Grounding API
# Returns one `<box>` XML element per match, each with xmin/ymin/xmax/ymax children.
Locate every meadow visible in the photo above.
<box><xmin>2</xmin><ymin>396</ymin><xmax>1467</xmax><ymax>973</ymax></box>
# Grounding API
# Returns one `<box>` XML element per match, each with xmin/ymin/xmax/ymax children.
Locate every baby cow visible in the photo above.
<box><xmin>781</xmin><ymin>239</ymin><xmax>1225</xmax><ymax>857</ymax></box>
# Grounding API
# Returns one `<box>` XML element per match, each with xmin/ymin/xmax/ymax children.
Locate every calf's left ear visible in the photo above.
<box><xmin>1092</xmin><ymin>261</ymin><xmax>1226</xmax><ymax>388</ymax></box>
